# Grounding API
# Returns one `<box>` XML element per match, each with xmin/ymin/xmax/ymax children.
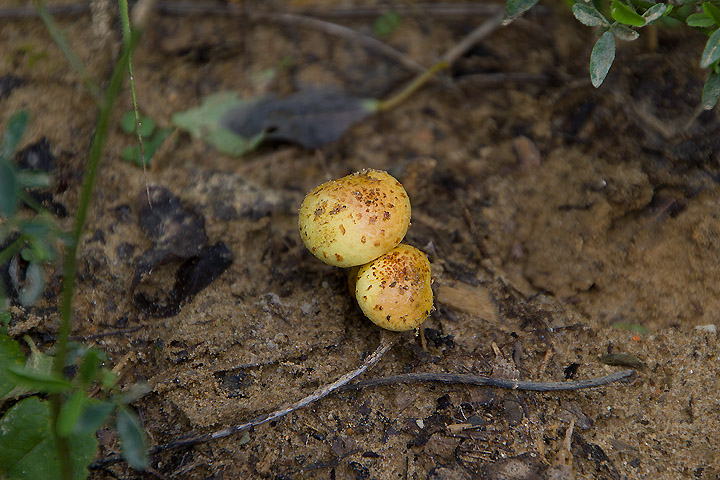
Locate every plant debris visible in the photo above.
<box><xmin>221</xmin><ymin>89</ymin><xmax>378</xmax><ymax>149</ymax></box>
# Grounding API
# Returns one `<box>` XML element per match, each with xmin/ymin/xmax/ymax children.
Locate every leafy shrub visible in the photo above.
<box><xmin>506</xmin><ymin>0</ymin><xmax>720</xmax><ymax>108</ymax></box>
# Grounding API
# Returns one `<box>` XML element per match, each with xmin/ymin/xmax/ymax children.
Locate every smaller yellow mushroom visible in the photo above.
<box><xmin>354</xmin><ymin>244</ymin><xmax>433</xmax><ymax>332</ymax></box>
<box><xmin>298</xmin><ymin>169</ymin><xmax>411</xmax><ymax>268</ymax></box>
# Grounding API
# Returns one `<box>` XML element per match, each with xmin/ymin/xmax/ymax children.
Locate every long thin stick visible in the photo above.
<box><xmin>341</xmin><ymin>369</ymin><xmax>635</xmax><ymax>393</ymax></box>
<box><xmin>441</xmin><ymin>8</ymin><xmax>506</xmax><ymax>65</ymax></box>
<box><xmin>93</xmin><ymin>359</ymin><xmax>632</xmax><ymax>470</ymax></box>
<box><xmin>254</xmin><ymin>12</ymin><xmax>427</xmax><ymax>74</ymax></box>
<box><xmin>375</xmin><ymin>10</ymin><xmax>506</xmax><ymax>112</ymax></box>
<box><xmin>91</xmin><ymin>335</ymin><xmax>397</xmax><ymax>469</ymax></box>
<box><xmin>0</xmin><ymin>2</ymin><xmax>506</xmax><ymax>18</ymax></box>
<box><xmin>1</xmin><ymin>3</ymin><xmax>510</xmax><ymax>19</ymax></box>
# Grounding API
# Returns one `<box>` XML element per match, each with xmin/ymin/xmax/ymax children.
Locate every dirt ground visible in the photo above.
<box><xmin>2</xmin><ymin>1</ymin><xmax>720</xmax><ymax>478</ymax></box>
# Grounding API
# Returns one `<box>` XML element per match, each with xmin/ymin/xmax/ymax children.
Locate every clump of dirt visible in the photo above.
<box><xmin>2</xmin><ymin>2</ymin><xmax>720</xmax><ymax>479</ymax></box>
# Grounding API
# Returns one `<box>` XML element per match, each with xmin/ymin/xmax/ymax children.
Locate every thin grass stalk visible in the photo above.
<box><xmin>50</xmin><ymin>32</ymin><xmax>139</xmax><ymax>480</ymax></box>
<box><xmin>32</xmin><ymin>0</ymin><xmax>102</xmax><ymax>104</ymax></box>
<box><xmin>119</xmin><ymin>0</ymin><xmax>151</xmax><ymax>203</ymax></box>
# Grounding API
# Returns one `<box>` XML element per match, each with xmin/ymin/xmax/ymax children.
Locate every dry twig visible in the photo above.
<box><xmin>441</xmin><ymin>9</ymin><xmax>506</xmax><ymax>66</ymax></box>
<box><xmin>252</xmin><ymin>11</ymin><xmax>427</xmax><ymax>74</ymax></box>
<box><xmin>341</xmin><ymin>369</ymin><xmax>634</xmax><ymax>393</ymax></box>
<box><xmin>91</xmin><ymin>334</ymin><xmax>397</xmax><ymax>469</ymax></box>
<box><xmin>93</xmin><ymin>353</ymin><xmax>633</xmax><ymax>469</ymax></box>
<box><xmin>0</xmin><ymin>2</ymin><xmax>510</xmax><ymax>19</ymax></box>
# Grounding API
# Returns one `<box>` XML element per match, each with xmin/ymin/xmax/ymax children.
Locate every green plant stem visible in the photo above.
<box><xmin>49</xmin><ymin>31</ymin><xmax>139</xmax><ymax>480</ymax></box>
<box><xmin>376</xmin><ymin>61</ymin><xmax>449</xmax><ymax>112</ymax></box>
<box><xmin>49</xmin><ymin>395</ymin><xmax>73</xmax><ymax>480</ymax></box>
<box><xmin>119</xmin><ymin>0</ymin><xmax>151</xmax><ymax>202</ymax></box>
<box><xmin>32</xmin><ymin>0</ymin><xmax>102</xmax><ymax>104</ymax></box>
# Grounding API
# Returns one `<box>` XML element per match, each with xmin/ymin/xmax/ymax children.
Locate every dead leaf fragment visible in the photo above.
<box><xmin>437</xmin><ymin>282</ymin><xmax>499</xmax><ymax>321</ymax></box>
<box><xmin>222</xmin><ymin>89</ymin><xmax>378</xmax><ymax>149</ymax></box>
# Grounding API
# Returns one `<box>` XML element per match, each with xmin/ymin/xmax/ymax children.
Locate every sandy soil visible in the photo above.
<box><xmin>1</xmin><ymin>1</ymin><xmax>719</xmax><ymax>479</ymax></box>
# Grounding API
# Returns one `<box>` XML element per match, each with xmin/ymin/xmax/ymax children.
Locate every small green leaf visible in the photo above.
<box><xmin>590</xmin><ymin>31</ymin><xmax>616</xmax><ymax>87</ymax></box>
<box><xmin>611</xmin><ymin>23</ymin><xmax>640</xmax><ymax>41</ymax></box>
<box><xmin>0</xmin><ymin>159</ymin><xmax>19</xmax><ymax>217</ymax></box>
<box><xmin>150</xmin><ymin>128</ymin><xmax>172</xmax><ymax>148</ymax></box>
<box><xmin>0</xmin><ymin>311</ymin><xmax>10</xmax><ymax>329</ymax></box>
<box><xmin>20</xmin><ymin>247</ymin><xmax>34</xmax><ymax>262</ymax></box>
<box><xmin>702</xmin><ymin>28</ymin><xmax>720</xmax><ymax>68</ymax></box>
<box><xmin>0</xmin><ymin>334</ymin><xmax>25</xmax><ymax>398</ymax></box>
<box><xmin>137</xmin><ymin>116</ymin><xmax>155</xmax><ymax>137</ymax></box>
<box><xmin>116</xmin><ymin>382</ymin><xmax>151</xmax><ymax>404</ymax></box>
<box><xmin>702</xmin><ymin>70</ymin><xmax>720</xmax><ymax>109</ymax></box>
<box><xmin>172</xmin><ymin>92</ymin><xmax>266</xmax><ymax>156</ymax></box>
<box><xmin>122</xmin><ymin>145</ymin><xmax>138</xmax><ymax>162</ymax></box>
<box><xmin>120</xmin><ymin>111</ymin><xmax>136</xmax><ymax>133</ymax></box>
<box><xmin>1</xmin><ymin>110</ymin><xmax>29</xmax><ymax>159</ymax></box>
<box><xmin>17</xmin><ymin>217</ymin><xmax>60</xmax><ymax>264</ymax></box>
<box><xmin>16</xmin><ymin>171</ymin><xmax>51</xmax><ymax>189</ymax></box>
<box><xmin>687</xmin><ymin>12</ymin><xmax>715</xmax><ymax>27</ymax></box>
<box><xmin>117</xmin><ymin>407</ymin><xmax>148</xmax><ymax>470</ymax></box>
<box><xmin>610</xmin><ymin>1</ymin><xmax>646</xmax><ymax>26</ymax></box>
<box><xmin>26</xmin><ymin>237</ymin><xmax>56</xmax><ymax>264</ymax></box>
<box><xmin>73</xmin><ymin>399</ymin><xmax>115</xmax><ymax>435</ymax></box>
<box><xmin>57</xmin><ymin>390</ymin><xmax>86</xmax><ymax>437</ymax></box>
<box><xmin>0</xmin><ymin>335</ymin><xmax>59</xmax><ymax>397</ymax></box>
<box><xmin>6</xmin><ymin>365</ymin><xmax>72</xmax><ymax>393</ymax></box>
<box><xmin>121</xmin><ymin>112</ymin><xmax>155</xmax><ymax>137</ymax></box>
<box><xmin>99</xmin><ymin>367</ymin><xmax>118</xmax><ymax>388</ymax></box>
<box><xmin>505</xmin><ymin>0</ymin><xmax>540</xmax><ymax>19</ymax></box>
<box><xmin>207</xmin><ymin>126</ymin><xmax>265</xmax><ymax>156</ymax></box>
<box><xmin>643</xmin><ymin>3</ymin><xmax>668</xmax><ymax>24</ymax></box>
<box><xmin>78</xmin><ymin>348</ymin><xmax>103</xmax><ymax>385</ymax></box>
<box><xmin>703</xmin><ymin>2</ymin><xmax>720</xmax><ymax>25</ymax></box>
<box><xmin>18</xmin><ymin>216</ymin><xmax>55</xmax><ymax>238</ymax></box>
<box><xmin>122</xmin><ymin>128</ymin><xmax>172</xmax><ymax>167</ymax></box>
<box><xmin>573</xmin><ymin>3</ymin><xmax>610</xmax><ymax>27</ymax></box>
<box><xmin>0</xmin><ymin>396</ymin><xmax>97</xmax><ymax>480</ymax></box>
<box><xmin>374</xmin><ymin>11</ymin><xmax>401</xmax><ymax>37</ymax></box>
<box><xmin>0</xmin><ymin>289</ymin><xmax>8</xmax><ymax>314</ymax></box>
<box><xmin>0</xmin><ymin>397</ymin><xmax>54</xmax><ymax>478</ymax></box>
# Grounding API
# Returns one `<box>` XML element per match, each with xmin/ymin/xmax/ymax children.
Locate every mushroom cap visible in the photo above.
<box><xmin>298</xmin><ymin>169</ymin><xmax>411</xmax><ymax>267</ymax></box>
<box><xmin>354</xmin><ymin>244</ymin><xmax>433</xmax><ymax>332</ymax></box>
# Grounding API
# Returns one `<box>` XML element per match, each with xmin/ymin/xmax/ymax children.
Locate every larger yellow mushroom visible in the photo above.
<box><xmin>298</xmin><ymin>169</ymin><xmax>411</xmax><ymax>268</ymax></box>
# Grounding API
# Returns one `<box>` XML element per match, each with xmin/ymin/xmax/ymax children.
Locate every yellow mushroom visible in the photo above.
<box><xmin>354</xmin><ymin>244</ymin><xmax>433</xmax><ymax>332</ymax></box>
<box><xmin>298</xmin><ymin>169</ymin><xmax>411</xmax><ymax>268</ymax></box>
